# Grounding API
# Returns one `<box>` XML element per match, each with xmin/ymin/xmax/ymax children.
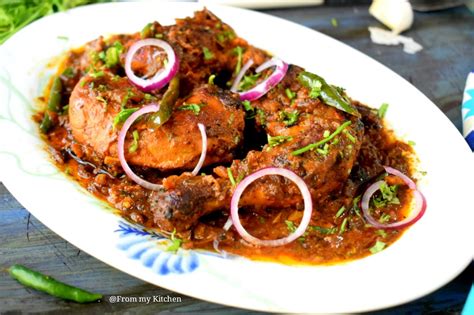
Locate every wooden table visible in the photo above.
<box><xmin>1</xmin><ymin>4</ymin><xmax>473</xmax><ymax>314</ymax></box>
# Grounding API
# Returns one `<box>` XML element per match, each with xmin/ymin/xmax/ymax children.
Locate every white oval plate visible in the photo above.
<box><xmin>0</xmin><ymin>2</ymin><xmax>472</xmax><ymax>313</ymax></box>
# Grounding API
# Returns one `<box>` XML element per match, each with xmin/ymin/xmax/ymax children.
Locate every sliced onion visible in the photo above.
<box><xmin>231</xmin><ymin>57</ymin><xmax>288</xmax><ymax>101</ymax></box>
<box><xmin>361</xmin><ymin>166</ymin><xmax>427</xmax><ymax>229</ymax></box>
<box><xmin>118</xmin><ymin>104</ymin><xmax>163</xmax><ymax>190</ymax></box>
<box><xmin>125</xmin><ymin>38</ymin><xmax>179</xmax><ymax>92</ymax></box>
<box><xmin>230</xmin><ymin>167</ymin><xmax>312</xmax><ymax>247</ymax></box>
<box><xmin>230</xmin><ymin>59</ymin><xmax>254</xmax><ymax>92</ymax></box>
<box><xmin>118</xmin><ymin>105</ymin><xmax>207</xmax><ymax>190</ymax></box>
<box><xmin>191</xmin><ymin>123</ymin><xmax>207</xmax><ymax>176</ymax></box>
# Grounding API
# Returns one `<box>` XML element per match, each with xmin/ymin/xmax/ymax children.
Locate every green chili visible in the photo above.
<box><xmin>298</xmin><ymin>71</ymin><xmax>359</xmax><ymax>116</ymax></box>
<box><xmin>150</xmin><ymin>76</ymin><xmax>180</xmax><ymax>125</ymax></box>
<box><xmin>47</xmin><ymin>76</ymin><xmax>62</xmax><ymax>112</ymax></box>
<box><xmin>39</xmin><ymin>112</ymin><xmax>52</xmax><ymax>133</ymax></box>
<box><xmin>8</xmin><ymin>264</ymin><xmax>102</xmax><ymax>303</ymax></box>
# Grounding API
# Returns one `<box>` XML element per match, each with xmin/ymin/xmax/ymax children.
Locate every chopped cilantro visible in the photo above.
<box><xmin>316</xmin><ymin>143</ymin><xmax>330</xmax><ymax>156</ymax></box>
<box><xmin>178</xmin><ymin>103</ymin><xmax>205</xmax><ymax>115</ymax></box>
<box><xmin>311</xmin><ymin>226</ymin><xmax>337</xmax><ymax>234</ymax></box>
<box><xmin>339</xmin><ymin>217</ymin><xmax>348</xmax><ymax>234</ymax></box>
<box><xmin>166</xmin><ymin>229</ymin><xmax>182</xmax><ymax>253</ymax></box>
<box><xmin>369</xmin><ymin>240</ymin><xmax>386</xmax><ymax>254</ymax></box>
<box><xmin>105</xmin><ymin>41</ymin><xmax>123</xmax><ymax>67</ymax></box>
<box><xmin>242</xmin><ymin>100</ymin><xmax>254</xmax><ymax>112</ymax></box>
<box><xmin>335</xmin><ymin>206</ymin><xmax>346</xmax><ymax>218</ymax></box>
<box><xmin>408</xmin><ymin>140</ymin><xmax>416</xmax><ymax>146</ymax></box>
<box><xmin>208</xmin><ymin>74</ymin><xmax>216</xmax><ymax>85</ymax></box>
<box><xmin>378</xmin><ymin>103</ymin><xmax>389</xmax><ymax>118</ymax></box>
<box><xmin>285</xmin><ymin>88</ymin><xmax>296</xmax><ymax>101</ymax></box>
<box><xmin>239</xmin><ymin>73</ymin><xmax>261</xmax><ymax>91</ymax></box>
<box><xmin>343</xmin><ymin>130</ymin><xmax>356</xmax><ymax>143</ymax></box>
<box><xmin>376</xmin><ymin>230</ymin><xmax>388</xmax><ymax>238</ymax></box>
<box><xmin>232</xmin><ymin>46</ymin><xmax>244</xmax><ymax>74</ymax></box>
<box><xmin>285</xmin><ymin>220</ymin><xmax>297</xmax><ymax>233</ymax></box>
<box><xmin>257</xmin><ymin>108</ymin><xmax>266</xmax><ymax>125</ymax></box>
<box><xmin>202</xmin><ymin>47</ymin><xmax>214</xmax><ymax>60</ymax></box>
<box><xmin>292</xmin><ymin>121</ymin><xmax>351</xmax><ymax>156</ymax></box>
<box><xmin>90</xmin><ymin>70</ymin><xmax>104</xmax><ymax>78</ymax></box>
<box><xmin>129</xmin><ymin>130</ymin><xmax>139</xmax><ymax>153</ymax></box>
<box><xmin>379</xmin><ymin>213</ymin><xmax>391</xmax><ymax>223</ymax></box>
<box><xmin>216</xmin><ymin>30</ymin><xmax>235</xmax><ymax>43</ymax></box>
<box><xmin>113</xmin><ymin>107</ymin><xmax>138</xmax><ymax>128</ymax></box>
<box><xmin>61</xmin><ymin>67</ymin><xmax>74</xmax><ymax>78</ymax></box>
<box><xmin>267</xmin><ymin>135</ymin><xmax>293</xmax><ymax>147</ymax></box>
<box><xmin>279</xmin><ymin>110</ymin><xmax>299</xmax><ymax>126</ymax></box>
<box><xmin>227</xmin><ymin>167</ymin><xmax>236</xmax><ymax>186</ymax></box>
<box><xmin>372</xmin><ymin>182</ymin><xmax>400</xmax><ymax>208</ymax></box>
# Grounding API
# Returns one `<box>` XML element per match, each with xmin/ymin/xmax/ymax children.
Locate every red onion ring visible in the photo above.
<box><xmin>231</xmin><ymin>57</ymin><xmax>288</xmax><ymax>101</ymax></box>
<box><xmin>118</xmin><ymin>104</ymin><xmax>163</xmax><ymax>190</ymax></box>
<box><xmin>230</xmin><ymin>167</ymin><xmax>313</xmax><ymax>246</ymax></box>
<box><xmin>191</xmin><ymin>123</ymin><xmax>207</xmax><ymax>176</ymax></box>
<box><xmin>118</xmin><ymin>105</ymin><xmax>208</xmax><ymax>190</ymax></box>
<box><xmin>125</xmin><ymin>39</ymin><xmax>179</xmax><ymax>92</ymax></box>
<box><xmin>361</xmin><ymin>166</ymin><xmax>427</xmax><ymax>229</ymax></box>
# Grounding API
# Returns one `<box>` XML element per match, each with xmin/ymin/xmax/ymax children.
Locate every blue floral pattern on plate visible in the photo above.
<box><xmin>115</xmin><ymin>221</ymin><xmax>199</xmax><ymax>275</ymax></box>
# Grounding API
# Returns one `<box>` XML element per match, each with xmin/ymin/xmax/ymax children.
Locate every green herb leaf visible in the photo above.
<box><xmin>267</xmin><ymin>135</ymin><xmax>293</xmax><ymax>147</ymax></box>
<box><xmin>242</xmin><ymin>100</ymin><xmax>254</xmax><ymax>112</ymax></box>
<box><xmin>227</xmin><ymin>168</ymin><xmax>236</xmax><ymax>186</ymax></box>
<box><xmin>113</xmin><ymin>107</ymin><xmax>138</xmax><ymax>128</ymax></box>
<box><xmin>279</xmin><ymin>110</ymin><xmax>299</xmax><ymax>127</ymax></box>
<box><xmin>378</xmin><ymin>103</ymin><xmax>389</xmax><ymax>118</ymax></box>
<box><xmin>239</xmin><ymin>73</ymin><xmax>260</xmax><ymax>91</ymax></box>
<box><xmin>178</xmin><ymin>103</ymin><xmax>205</xmax><ymax>115</ymax></box>
<box><xmin>335</xmin><ymin>206</ymin><xmax>346</xmax><ymax>218</ymax></box>
<box><xmin>369</xmin><ymin>240</ymin><xmax>386</xmax><ymax>254</ymax></box>
<box><xmin>232</xmin><ymin>46</ymin><xmax>244</xmax><ymax>74</ymax></box>
<box><xmin>208</xmin><ymin>74</ymin><xmax>216</xmax><ymax>85</ymax></box>
<box><xmin>202</xmin><ymin>47</ymin><xmax>214</xmax><ymax>60</ymax></box>
<box><xmin>292</xmin><ymin>121</ymin><xmax>351</xmax><ymax>156</ymax></box>
<box><xmin>105</xmin><ymin>41</ymin><xmax>123</xmax><ymax>67</ymax></box>
<box><xmin>311</xmin><ymin>226</ymin><xmax>337</xmax><ymax>234</ymax></box>
<box><xmin>372</xmin><ymin>182</ymin><xmax>400</xmax><ymax>208</ymax></box>
<box><xmin>129</xmin><ymin>130</ymin><xmax>139</xmax><ymax>153</ymax></box>
<box><xmin>339</xmin><ymin>217</ymin><xmax>348</xmax><ymax>234</ymax></box>
<box><xmin>298</xmin><ymin>71</ymin><xmax>359</xmax><ymax>116</ymax></box>
<box><xmin>285</xmin><ymin>220</ymin><xmax>297</xmax><ymax>233</ymax></box>
<box><xmin>285</xmin><ymin>88</ymin><xmax>296</xmax><ymax>101</ymax></box>
<box><xmin>166</xmin><ymin>229</ymin><xmax>182</xmax><ymax>253</ymax></box>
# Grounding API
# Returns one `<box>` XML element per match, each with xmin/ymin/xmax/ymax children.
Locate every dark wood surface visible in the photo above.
<box><xmin>1</xmin><ymin>4</ymin><xmax>473</xmax><ymax>314</ymax></box>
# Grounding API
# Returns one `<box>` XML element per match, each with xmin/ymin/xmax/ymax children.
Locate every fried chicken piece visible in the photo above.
<box><xmin>69</xmin><ymin>73</ymin><xmax>244</xmax><ymax>171</ymax></box>
<box><xmin>149</xmin><ymin>66</ymin><xmax>364</xmax><ymax>233</ymax></box>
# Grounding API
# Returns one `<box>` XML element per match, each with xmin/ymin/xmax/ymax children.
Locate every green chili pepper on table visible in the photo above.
<box><xmin>8</xmin><ymin>264</ymin><xmax>102</xmax><ymax>303</ymax></box>
<box><xmin>150</xmin><ymin>76</ymin><xmax>180</xmax><ymax>125</ymax></box>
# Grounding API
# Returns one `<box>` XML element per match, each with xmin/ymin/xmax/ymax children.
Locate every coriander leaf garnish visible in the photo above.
<box><xmin>166</xmin><ymin>229</ymin><xmax>182</xmax><ymax>253</ymax></box>
<box><xmin>178</xmin><ymin>103</ymin><xmax>205</xmax><ymax>115</ymax></box>
<box><xmin>232</xmin><ymin>46</ymin><xmax>244</xmax><ymax>74</ymax></box>
<box><xmin>279</xmin><ymin>110</ymin><xmax>299</xmax><ymax>126</ymax></box>
<box><xmin>292</xmin><ymin>121</ymin><xmax>351</xmax><ymax>156</ymax></box>
<box><xmin>129</xmin><ymin>130</ymin><xmax>139</xmax><ymax>153</ymax></box>
<box><xmin>113</xmin><ymin>107</ymin><xmax>138</xmax><ymax>128</ymax></box>
<box><xmin>267</xmin><ymin>135</ymin><xmax>293</xmax><ymax>147</ymax></box>
<box><xmin>378</xmin><ymin>103</ymin><xmax>389</xmax><ymax>118</ymax></box>
<box><xmin>369</xmin><ymin>240</ymin><xmax>386</xmax><ymax>254</ymax></box>
<box><xmin>202</xmin><ymin>47</ymin><xmax>214</xmax><ymax>61</ymax></box>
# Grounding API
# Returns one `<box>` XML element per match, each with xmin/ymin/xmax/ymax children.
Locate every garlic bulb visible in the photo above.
<box><xmin>369</xmin><ymin>0</ymin><xmax>414</xmax><ymax>34</ymax></box>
